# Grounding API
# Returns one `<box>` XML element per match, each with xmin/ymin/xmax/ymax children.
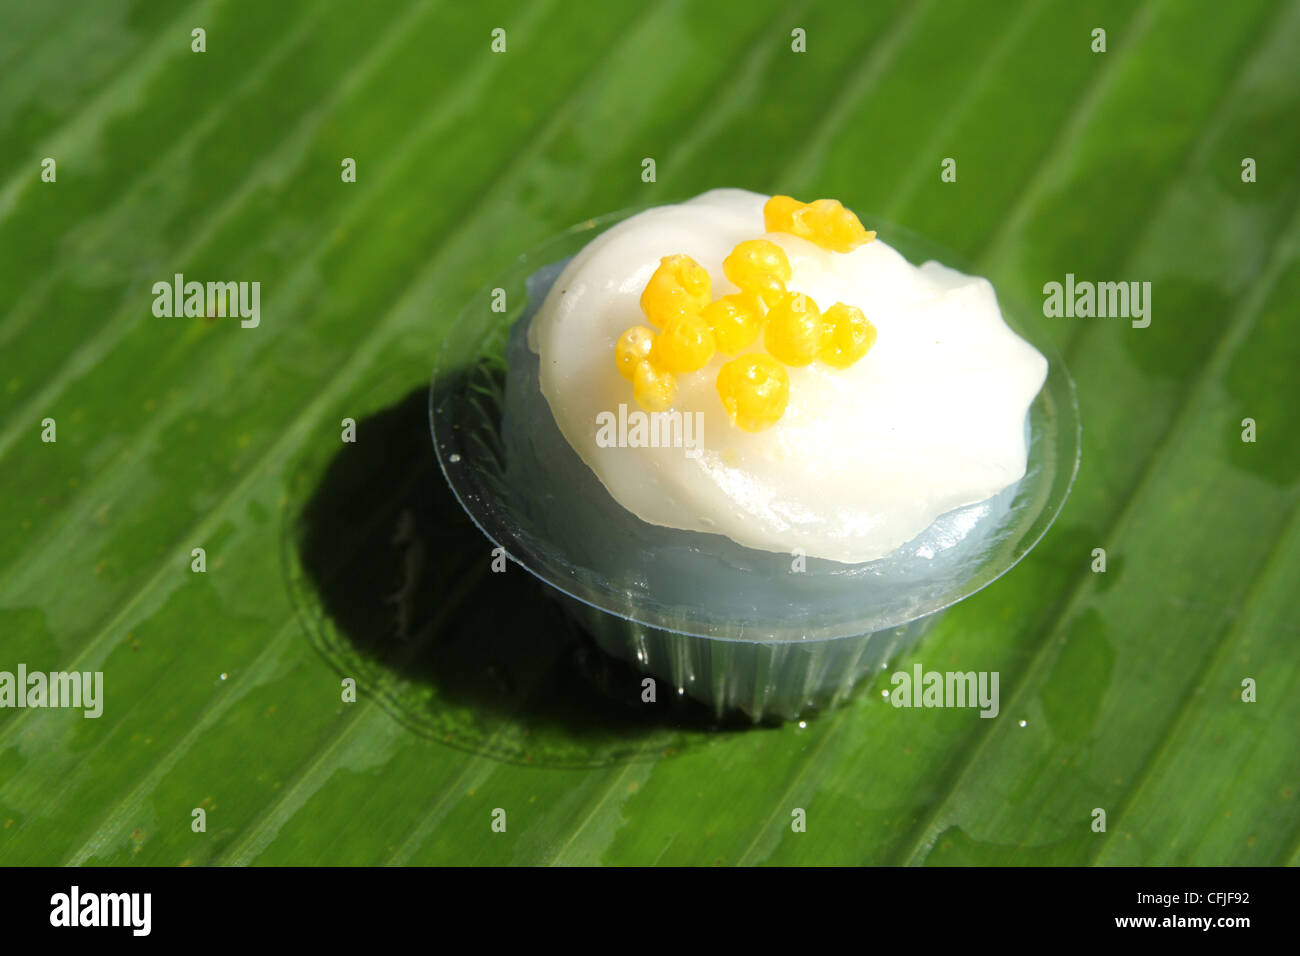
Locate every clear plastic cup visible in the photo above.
<box><xmin>430</xmin><ymin>206</ymin><xmax>1081</xmax><ymax>721</ymax></box>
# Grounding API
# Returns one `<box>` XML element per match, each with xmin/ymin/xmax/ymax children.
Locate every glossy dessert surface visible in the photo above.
<box><xmin>528</xmin><ymin>190</ymin><xmax>1048</xmax><ymax>564</ymax></box>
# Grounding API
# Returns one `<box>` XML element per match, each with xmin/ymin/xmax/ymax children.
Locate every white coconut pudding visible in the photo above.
<box><xmin>526</xmin><ymin>189</ymin><xmax>1047</xmax><ymax>564</ymax></box>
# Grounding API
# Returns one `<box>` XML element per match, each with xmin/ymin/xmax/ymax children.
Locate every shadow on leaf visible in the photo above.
<box><xmin>285</xmin><ymin>384</ymin><xmax>752</xmax><ymax>769</ymax></box>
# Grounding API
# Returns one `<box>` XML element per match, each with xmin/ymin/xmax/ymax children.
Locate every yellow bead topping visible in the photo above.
<box><xmin>716</xmin><ymin>354</ymin><xmax>790</xmax><ymax>433</ymax></box>
<box><xmin>652</xmin><ymin>312</ymin><xmax>716</xmax><ymax>373</ymax></box>
<box><xmin>722</xmin><ymin>238</ymin><xmax>790</xmax><ymax>312</ymax></box>
<box><xmin>723</xmin><ymin>239</ymin><xmax>793</xmax><ymax>287</ymax></box>
<box><xmin>615</xmin><ymin>325</ymin><xmax>655</xmax><ymax>380</ymax></box>
<box><xmin>761</xmin><ymin>195</ymin><xmax>804</xmax><ymax>235</ymax></box>
<box><xmin>614</xmin><ymin>197</ymin><xmax>879</xmax><ymax>426</ymax></box>
<box><xmin>763</xmin><ymin>195</ymin><xmax>876</xmax><ymax>253</ymax></box>
<box><xmin>819</xmin><ymin>302</ymin><xmax>877</xmax><ymax>369</ymax></box>
<box><xmin>764</xmin><ymin>291</ymin><xmax>823</xmax><ymax>367</ymax></box>
<box><xmin>701</xmin><ymin>294</ymin><xmax>762</xmax><ymax>356</ymax></box>
<box><xmin>632</xmin><ymin>359</ymin><xmax>677</xmax><ymax>411</ymax></box>
<box><xmin>640</xmin><ymin>253</ymin><xmax>712</xmax><ymax>328</ymax></box>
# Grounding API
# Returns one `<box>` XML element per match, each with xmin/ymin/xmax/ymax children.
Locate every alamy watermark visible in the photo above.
<box><xmin>1042</xmin><ymin>274</ymin><xmax>1150</xmax><ymax>328</ymax></box>
<box><xmin>152</xmin><ymin>272</ymin><xmax>260</xmax><ymax>328</ymax></box>
<box><xmin>50</xmin><ymin>886</ymin><xmax>150</xmax><ymax>936</ymax></box>
<box><xmin>595</xmin><ymin>403</ymin><xmax>703</xmax><ymax>459</ymax></box>
<box><xmin>0</xmin><ymin>665</ymin><xmax>102</xmax><ymax>718</ymax></box>
<box><xmin>889</xmin><ymin>664</ymin><xmax>999</xmax><ymax>718</ymax></box>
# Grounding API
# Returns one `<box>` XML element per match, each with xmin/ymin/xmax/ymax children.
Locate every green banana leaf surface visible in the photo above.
<box><xmin>1</xmin><ymin>0</ymin><xmax>1298</xmax><ymax>865</ymax></box>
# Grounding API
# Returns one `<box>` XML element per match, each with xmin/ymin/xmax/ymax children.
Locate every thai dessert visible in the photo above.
<box><xmin>444</xmin><ymin>188</ymin><xmax>1060</xmax><ymax>719</ymax></box>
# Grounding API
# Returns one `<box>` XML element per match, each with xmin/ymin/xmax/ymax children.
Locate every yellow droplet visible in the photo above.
<box><xmin>640</xmin><ymin>254</ymin><xmax>712</xmax><ymax>327</ymax></box>
<box><xmin>633</xmin><ymin>360</ymin><xmax>677</xmax><ymax>411</ymax></box>
<box><xmin>796</xmin><ymin>198</ymin><xmax>875</xmax><ymax>253</ymax></box>
<box><xmin>652</xmin><ymin>312</ymin><xmax>716</xmax><ymax>373</ymax></box>
<box><xmin>615</xmin><ymin>326</ymin><xmax>655</xmax><ymax>380</ymax></box>
<box><xmin>701</xmin><ymin>294</ymin><xmax>761</xmax><ymax>356</ymax></box>
<box><xmin>764</xmin><ymin>292</ymin><xmax>823</xmax><ymax>366</ymax></box>
<box><xmin>763</xmin><ymin>195</ymin><xmax>804</xmax><ymax>235</ymax></box>
<box><xmin>794</xmin><ymin>198</ymin><xmax>842</xmax><ymax>233</ymax></box>
<box><xmin>766</xmin><ymin>195</ymin><xmax>876</xmax><ymax>252</ymax></box>
<box><xmin>823</xmin><ymin>213</ymin><xmax>875</xmax><ymax>254</ymax></box>
<box><xmin>819</xmin><ymin>303</ymin><xmax>876</xmax><ymax>368</ymax></box>
<box><xmin>723</xmin><ymin>238</ymin><xmax>793</xmax><ymax>289</ymax></box>
<box><xmin>716</xmin><ymin>354</ymin><xmax>790</xmax><ymax>432</ymax></box>
<box><xmin>747</xmin><ymin>276</ymin><xmax>787</xmax><ymax>313</ymax></box>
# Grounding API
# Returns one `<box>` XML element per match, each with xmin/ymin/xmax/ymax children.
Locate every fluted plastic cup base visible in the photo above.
<box><xmin>564</xmin><ymin>594</ymin><xmax>941</xmax><ymax>721</ymax></box>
